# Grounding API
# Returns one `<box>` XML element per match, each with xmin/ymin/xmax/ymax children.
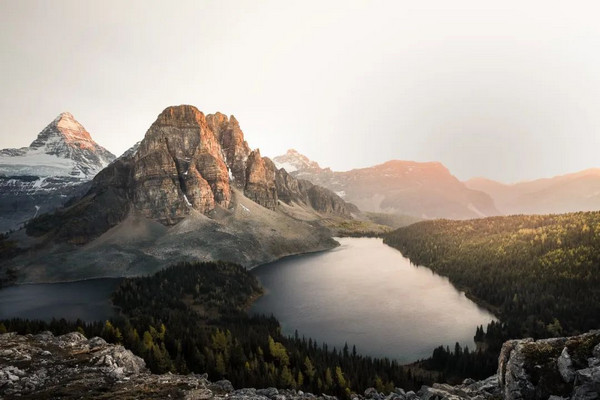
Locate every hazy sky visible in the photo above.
<box><xmin>2</xmin><ymin>0</ymin><xmax>600</xmax><ymax>183</ymax></box>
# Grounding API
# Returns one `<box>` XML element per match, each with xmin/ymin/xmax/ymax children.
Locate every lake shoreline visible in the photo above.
<box><xmin>250</xmin><ymin>237</ymin><xmax>497</xmax><ymax>364</ymax></box>
<box><xmin>384</xmin><ymin>244</ymin><xmax>501</xmax><ymax>318</ymax></box>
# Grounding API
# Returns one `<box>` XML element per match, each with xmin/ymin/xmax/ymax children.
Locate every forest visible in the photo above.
<box><xmin>5</xmin><ymin>212</ymin><xmax>598</xmax><ymax>391</ymax></box>
<box><xmin>384</xmin><ymin>211</ymin><xmax>600</xmax><ymax>379</ymax></box>
<box><xmin>1</xmin><ymin>261</ymin><xmax>430</xmax><ymax>397</ymax></box>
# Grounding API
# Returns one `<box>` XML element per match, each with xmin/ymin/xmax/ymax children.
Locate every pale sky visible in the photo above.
<box><xmin>2</xmin><ymin>0</ymin><xmax>600</xmax><ymax>183</ymax></box>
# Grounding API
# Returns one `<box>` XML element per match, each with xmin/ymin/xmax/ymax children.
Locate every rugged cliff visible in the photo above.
<box><xmin>2</xmin><ymin>330</ymin><xmax>598</xmax><ymax>399</ymax></box>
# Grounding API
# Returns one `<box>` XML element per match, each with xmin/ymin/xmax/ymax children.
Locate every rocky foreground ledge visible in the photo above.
<box><xmin>1</xmin><ymin>331</ymin><xmax>599</xmax><ymax>400</ymax></box>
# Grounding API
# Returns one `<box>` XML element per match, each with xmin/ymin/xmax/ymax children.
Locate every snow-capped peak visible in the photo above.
<box><xmin>0</xmin><ymin>112</ymin><xmax>115</xmax><ymax>179</ymax></box>
<box><xmin>273</xmin><ymin>149</ymin><xmax>323</xmax><ymax>173</ymax></box>
<box><xmin>31</xmin><ymin>112</ymin><xmax>95</xmax><ymax>150</ymax></box>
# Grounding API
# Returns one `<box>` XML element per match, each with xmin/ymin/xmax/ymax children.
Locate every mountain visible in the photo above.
<box><xmin>273</xmin><ymin>149</ymin><xmax>499</xmax><ymax>219</ymax></box>
<box><xmin>0</xmin><ymin>113</ymin><xmax>115</xmax><ymax>232</ymax></box>
<box><xmin>2</xmin><ymin>106</ymin><xmax>363</xmax><ymax>283</ymax></box>
<box><xmin>466</xmin><ymin>169</ymin><xmax>600</xmax><ymax>215</ymax></box>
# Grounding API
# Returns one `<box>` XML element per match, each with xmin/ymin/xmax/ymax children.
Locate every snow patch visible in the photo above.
<box><xmin>240</xmin><ymin>204</ymin><xmax>250</xmax><ymax>213</ymax></box>
<box><xmin>183</xmin><ymin>194</ymin><xmax>192</xmax><ymax>207</ymax></box>
<box><xmin>335</xmin><ymin>190</ymin><xmax>346</xmax><ymax>198</ymax></box>
<box><xmin>0</xmin><ymin>152</ymin><xmax>77</xmax><ymax>177</ymax></box>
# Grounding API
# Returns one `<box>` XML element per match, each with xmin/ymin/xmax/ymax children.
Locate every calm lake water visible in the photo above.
<box><xmin>250</xmin><ymin>237</ymin><xmax>496</xmax><ymax>363</ymax></box>
<box><xmin>0</xmin><ymin>278</ymin><xmax>122</xmax><ymax>322</ymax></box>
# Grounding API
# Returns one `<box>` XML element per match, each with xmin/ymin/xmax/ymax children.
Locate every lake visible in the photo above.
<box><xmin>250</xmin><ymin>237</ymin><xmax>496</xmax><ymax>363</ymax></box>
<box><xmin>0</xmin><ymin>278</ymin><xmax>122</xmax><ymax>322</ymax></box>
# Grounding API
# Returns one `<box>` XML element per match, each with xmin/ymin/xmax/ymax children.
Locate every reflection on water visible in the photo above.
<box><xmin>250</xmin><ymin>237</ymin><xmax>496</xmax><ymax>363</ymax></box>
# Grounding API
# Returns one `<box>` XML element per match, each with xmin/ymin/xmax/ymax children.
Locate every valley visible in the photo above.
<box><xmin>3</xmin><ymin>2</ymin><xmax>600</xmax><ymax>398</ymax></box>
<box><xmin>0</xmin><ymin>107</ymin><xmax>599</xmax><ymax>399</ymax></box>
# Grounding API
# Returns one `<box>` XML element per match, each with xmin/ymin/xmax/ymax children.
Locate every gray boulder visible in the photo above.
<box><xmin>557</xmin><ymin>347</ymin><xmax>575</xmax><ymax>383</ymax></box>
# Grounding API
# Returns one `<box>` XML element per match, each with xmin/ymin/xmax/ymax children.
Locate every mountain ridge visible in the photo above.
<box><xmin>273</xmin><ymin>149</ymin><xmax>499</xmax><ymax>219</ymax></box>
<box><xmin>465</xmin><ymin>169</ymin><xmax>600</xmax><ymax>215</ymax></box>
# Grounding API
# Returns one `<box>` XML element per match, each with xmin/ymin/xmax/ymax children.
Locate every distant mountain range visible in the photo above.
<box><xmin>0</xmin><ymin>113</ymin><xmax>115</xmax><ymax>232</ymax></box>
<box><xmin>465</xmin><ymin>169</ymin><xmax>600</xmax><ymax>215</ymax></box>
<box><xmin>274</xmin><ymin>150</ymin><xmax>600</xmax><ymax>218</ymax></box>
<box><xmin>274</xmin><ymin>150</ymin><xmax>499</xmax><ymax>219</ymax></box>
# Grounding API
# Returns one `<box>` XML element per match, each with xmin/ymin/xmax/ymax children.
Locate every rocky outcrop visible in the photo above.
<box><xmin>206</xmin><ymin>112</ymin><xmax>251</xmax><ymax>188</ymax></box>
<box><xmin>132</xmin><ymin>106</ymin><xmax>231</xmax><ymax>224</ymax></box>
<box><xmin>0</xmin><ymin>331</ymin><xmax>334</xmax><ymax>399</ymax></box>
<box><xmin>306</xmin><ymin>183</ymin><xmax>358</xmax><ymax>217</ymax></box>
<box><xmin>3</xmin><ymin>330</ymin><xmax>600</xmax><ymax>400</ymax></box>
<box><xmin>497</xmin><ymin>331</ymin><xmax>600</xmax><ymax>400</ymax></box>
<box><xmin>244</xmin><ymin>149</ymin><xmax>278</xmax><ymax>210</ymax></box>
<box><xmin>275</xmin><ymin>168</ymin><xmax>357</xmax><ymax>217</ymax></box>
<box><xmin>0</xmin><ymin>113</ymin><xmax>115</xmax><ymax>233</ymax></box>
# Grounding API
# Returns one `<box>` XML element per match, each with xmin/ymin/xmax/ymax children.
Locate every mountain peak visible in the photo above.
<box><xmin>31</xmin><ymin>112</ymin><xmax>94</xmax><ymax>150</ymax></box>
<box><xmin>0</xmin><ymin>112</ymin><xmax>115</xmax><ymax>179</ymax></box>
<box><xmin>273</xmin><ymin>149</ymin><xmax>323</xmax><ymax>173</ymax></box>
<box><xmin>155</xmin><ymin>105</ymin><xmax>205</xmax><ymax>127</ymax></box>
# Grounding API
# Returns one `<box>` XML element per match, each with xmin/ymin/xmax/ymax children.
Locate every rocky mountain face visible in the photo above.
<box><xmin>273</xmin><ymin>150</ymin><xmax>499</xmax><ymax>220</ymax></box>
<box><xmin>0</xmin><ymin>113</ymin><xmax>115</xmax><ymax>232</ymax></box>
<box><xmin>466</xmin><ymin>170</ymin><xmax>600</xmax><ymax>216</ymax></box>
<box><xmin>32</xmin><ymin>106</ymin><xmax>354</xmax><ymax>237</ymax></box>
<box><xmin>4</xmin><ymin>106</ymin><xmax>358</xmax><ymax>283</ymax></box>
<box><xmin>2</xmin><ymin>330</ymin><xmax>598</xmax><ymax>399</ymax></box>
